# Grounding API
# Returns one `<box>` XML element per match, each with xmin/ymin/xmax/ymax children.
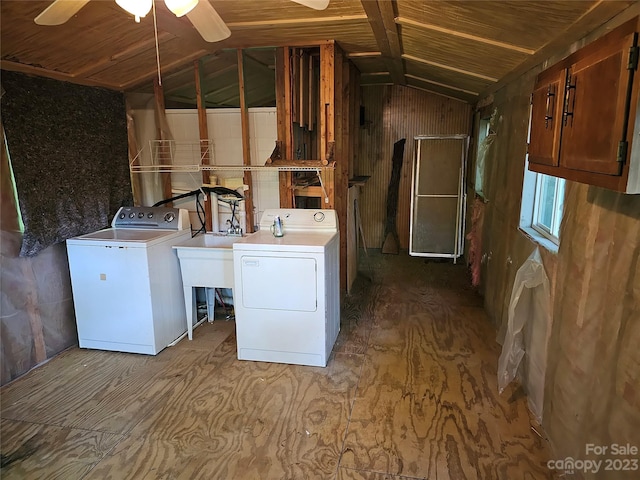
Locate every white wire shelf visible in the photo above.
<box><xmin>130</xmin><ymin>164</ymin><xmax>332</xmax><ymax>173</ymax></box>
<box><xmin>130</xmin><ymin>140</ymin><xmax>334</xmax><ymax>173</ymax></box>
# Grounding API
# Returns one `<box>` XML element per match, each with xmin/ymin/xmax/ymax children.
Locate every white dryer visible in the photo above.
<box><xmin>232</xmin><ymin>209</ymin><xmax>340</xmax><ymax>367</ymax></box>
<box><xmin>66</xmin><ymin>206</ymin><xmax>191</xmax><ymax>355</ymax></box>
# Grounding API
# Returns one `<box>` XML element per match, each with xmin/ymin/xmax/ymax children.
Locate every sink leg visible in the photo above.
<box><xmin>184</xmin><ymin>286</ymin><xmax>196</xmax><ymax>340</ymax></box>
<box><xmin>205</xmin><ymin>287</ymin><xmax>216</xmax><ymax>323</ymax></box>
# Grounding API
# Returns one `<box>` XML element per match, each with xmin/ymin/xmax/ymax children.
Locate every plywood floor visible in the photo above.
<box><xmin>1</xmin><ymin>251</ymin><xmax>556</xmax><ymax>479</ymax></box>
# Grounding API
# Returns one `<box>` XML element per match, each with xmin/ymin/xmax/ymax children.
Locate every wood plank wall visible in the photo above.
<box><xmin>475</xmin><ymin>9</ymin><xmax>640</xmax><ymax>464</ymax></box>
<box><xmin>356</xmin><ymin>85</ymin><xmax>472</xmax><ymax>250</ymax></box>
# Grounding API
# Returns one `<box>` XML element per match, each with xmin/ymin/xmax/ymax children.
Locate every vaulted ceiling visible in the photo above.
<box><xmin>1</xmin><ymin>0</ymin><xmax>637</xmax><ymax>107</ymax></box>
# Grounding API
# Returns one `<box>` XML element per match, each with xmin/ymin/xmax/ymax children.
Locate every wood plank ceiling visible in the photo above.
<box><xmin>1</xmin><ymin>0</ymin><xmax>636</xmax><ymax>106</ymax></box>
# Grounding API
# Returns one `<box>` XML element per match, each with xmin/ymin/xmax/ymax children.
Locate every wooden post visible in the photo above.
<box><xmin>333</xmin><ymin>46</ymin><xmax>348</xmax><ymax>292</ymax></box>
<box><xmin>292</xmin><ymin>47</ymin><xmax>299</xmax><ymax>125</ymax></box>
<box><xmin>320</xmin><ymin>42</ymin><xmax>335</xmax><ymax>208</ymax></box>
<box><xmin>299</xmin><ymin>51</ymin><xmax>308</xmax><ymax>129</ymax></box>
<box><xmin>237</xmin><ymin>49</ymin><xmax>255</xmax><ymax>233</ymax></box>
<box><xmin>308</xmin><ymin>53</ymin><xmax>315</xmax><ymax>132</ymax></box>
<box><xmin>276</xmin><ymin>47</ymin><xmax>294</xmax><ymax>208</ymax></box>
<box><xmin>125</xmin><ymin>99</ymin><xmax>143</xmax><ymax>206</ymax></box>
<box><xmin>153</xmin><ymin>78</ymin><xmax>173</xmax><ymax>206</ymax></box>
<box><xmin>194</xmin><ymin>59</ymin><xmax>212</xmax><ymax>231</ymax></box>
<box><xmin>283</xmin><ymin>47</ymin><xmax>294</xmax><ymax>161</ymax></box>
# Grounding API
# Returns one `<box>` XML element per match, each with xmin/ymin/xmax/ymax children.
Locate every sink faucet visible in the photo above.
<box><xmin>226</xmin><ymin>219</ymin><xmax>243</xmax><ymax>236</ymax></box>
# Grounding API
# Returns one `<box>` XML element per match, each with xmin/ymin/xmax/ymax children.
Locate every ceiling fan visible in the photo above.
<box><xmin>34</xmin><ymin>0</ymin><xmax>330</xmax><ymax>43</ymax></box>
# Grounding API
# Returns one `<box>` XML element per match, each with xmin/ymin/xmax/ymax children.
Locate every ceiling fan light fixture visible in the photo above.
<box><xmin>165</xmin><ymin>0</ymin><xmax>199</xmax><ymax>17</ymax></box>
<box><xmin>290</xmin><ymin>0</ymin><xmax>330</xmax><ymax>10</ymax></box>
<box><xmin>116</xmin><ymin>0</ymin><xmax>152</xmax><ymax>22</ymax></box>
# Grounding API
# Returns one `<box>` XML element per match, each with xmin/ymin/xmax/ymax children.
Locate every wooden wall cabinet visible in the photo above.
<box><xmin>528</xmin><ymin>17</ymin><xmax>640</xmax><ymax>193</ymax></box>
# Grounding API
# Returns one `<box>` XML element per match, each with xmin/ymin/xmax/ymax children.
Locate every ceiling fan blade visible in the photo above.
<box><xmin>185</xmin><ymin>1</ymin><xmax>231</xmax><ymax>43</ymax></box>
<box><xmin>290</xmin><ymin>0</ymin><xmax>329</xmax><ymax>10</ymax></box>
<box><xmin>34</xmin><ymin>0</ymin><xmax>91</xmax><ymax>26</ymax></box>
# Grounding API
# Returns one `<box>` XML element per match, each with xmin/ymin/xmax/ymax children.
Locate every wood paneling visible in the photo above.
<box><xmin>400</xmin><ymin>24</ymin><xmax>525</xmax><ymax>81</ymax></box>
<box><xmin>2</xmin><ymin>0</ymin><xmax>636</xmax><ymax>105</ymax></box>
<box><xmin>356</xmin><ymin>85</ymin><xmax>472</xmax><ymax>250</ymax></box>
<box><xmin>1</xmin><ymin>253</ymin><xmax>555</xmax><ymax>480</ymax></box>
<box><xmin>475</xmin><ymin>10</ymin><xmax>640</xmax><ymax>470</ymax></box>
<box><xmin>404</xmin><ymin>61</ymin><xmax>492</xmax><ymax>96</ymax></box>
<box><xmin>396</xmin><ymin>0</ymin><xmax>600</xmax><ymax>51</ymax></box>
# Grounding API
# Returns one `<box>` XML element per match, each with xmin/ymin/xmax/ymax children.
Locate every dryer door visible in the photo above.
<box><xmin>239</xmin><ymin>255</ymin><xmax>317</xmax><ymax>312</ymax></box>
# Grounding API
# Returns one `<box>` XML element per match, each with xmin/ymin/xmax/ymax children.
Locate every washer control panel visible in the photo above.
<box><xmin>112</xmin><ymin>207</ymin><xmax>190</xmax><ymax>230</ymax></box>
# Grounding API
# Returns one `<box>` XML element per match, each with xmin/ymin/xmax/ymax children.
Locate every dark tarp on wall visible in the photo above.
<box><xmin>1</xmin><ymin>70</ymin><xmax>133</xmax><ymax>257</ymax></box>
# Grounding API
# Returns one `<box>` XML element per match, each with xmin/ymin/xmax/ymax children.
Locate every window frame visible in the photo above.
<box><xmin>530</xmin><ymin>173</ymin><xmax>565</xmax><ymax>245</ymax></box>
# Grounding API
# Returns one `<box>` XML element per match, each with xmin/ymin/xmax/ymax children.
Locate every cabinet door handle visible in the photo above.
<box><xmin>544</xmin><ymin>84</ymin><xmax>555</xmax><ymax>128</ymax></box>
<box><xmin>563</xmin><ymin>72</ymin><xmax>577</xmax><ymax>127</ymax></box>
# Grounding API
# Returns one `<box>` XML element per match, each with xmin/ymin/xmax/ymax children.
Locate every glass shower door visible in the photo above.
<box><xmin>409</xmin><ymin>135</ymin><xmax>468</xmax><ymax>261</ymax></box>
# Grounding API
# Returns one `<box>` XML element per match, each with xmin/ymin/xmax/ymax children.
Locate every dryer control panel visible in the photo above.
<box><xmin>258</xmin><ymin>209</ymin><xmax>338</xmax><ymax>233</ymax></box>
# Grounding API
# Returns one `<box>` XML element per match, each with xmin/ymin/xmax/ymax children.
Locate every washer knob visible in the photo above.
<box><xmin>138</xmin><ymin>212</ymin><xmax>145</xmax><ymax>218</ymax></box>
<box><xmin>119</xmin><ymin>213</ymin><xmax>126</xmax><ymax>219</ymax></box>
<box><xmin>314</xmin><ymin>211</ymin><xmax>325</xmax><ymax>222</ymax></box>
<box><xmin>164</xmin><ymin>212</ymin><xmax>175</xmax><ymax>223</ymax></box>
<box><xmin>129</xmin><ymin>212</ymin><xmax>136</xmax><ymax>218</ymax></box>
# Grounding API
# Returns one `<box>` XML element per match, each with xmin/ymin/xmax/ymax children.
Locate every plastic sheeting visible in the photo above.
<box><xmin>1</xmin><ymin>124</ymin><xmax>77</xmax><ymax>385</ymax></box>
<box><xmin>497</xmin><ymin>248</ymin><xmax>551</xmax><ymax>423</ymax></box>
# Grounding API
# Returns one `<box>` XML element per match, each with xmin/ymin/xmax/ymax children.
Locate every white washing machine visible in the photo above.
<box><xmin>66</xmin><ymin>206</ymin><xmax>191</xmax><ymax>355</ymax></box>
<box><xmin>232</xmin><ymin>208</ymin><xmax>340</xmax><ymax>367</ymax></box>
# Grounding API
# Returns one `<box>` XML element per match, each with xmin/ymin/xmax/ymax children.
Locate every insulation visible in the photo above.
<box><xmin>1</xmin><ymin>71</ymin><xmax>132</xmax><ymax>257</ymax></box>
<box><xmin>466</xmin><ymin>197</ymin><xmax>485</xmax><ymax>287</ymax></box>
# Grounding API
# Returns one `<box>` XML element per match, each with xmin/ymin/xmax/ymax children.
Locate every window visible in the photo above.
<box><xmin>520</xmin><ymin>105</ymin><xmax>565</xmax><ymax>249</ymax></box>
<box><xmin>532</xmin><ymin>174</ymin><xmax>565</xmax><ymax>242</ymax></box>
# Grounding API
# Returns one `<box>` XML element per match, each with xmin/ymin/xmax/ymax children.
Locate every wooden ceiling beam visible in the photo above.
<box><xmin>405</xmin><ymin>74</ymin><xmax>479</xmax><ymax>96</ymax></box>
<box><xmin>346</xmin><ymin>51</ymin><xmax>382</xmax><ymax>58</ymax></box>
<box><xmin>396</xmin><ymin>17</ymin><xmax>535</xmax><ymax>55</ymax></box>
<box><xmin>120</xmin><ymin>49</ymin><xmax>208</xmax><ymax>90</ymax></box>
<box><xmin>360</xmin><ymin>0</ymin><xmax>405</xmax><ymax>85</ymax></box>
<box><xmin>73</xmin><ymin>32</ymin><xmax>173</xmax><ymax>78</ymax></box>
<box><xmin>409</xmin><ymin>83</ymin><xmax>473</xmax><ymax>103</ymax></box>
<box><xmin>225</xmin><ymin>15</ymin><xmax>367</xmax><ymax>29</ymax></box>
<box><xmin>0</xmin><ymin>60</ymin><xmax>116</xmax><ymax>90</ymax></box>
<box><xmin>162</xmin><ymin>61</ymin><xmax>239</xmax><ymax>96</ymax></box>
<box><xmin>204</xmin><ymin>82</ymin><xmax>242</xmax><ymax>103</ymax></box>
<box><xmin>402</xmin><ymin>54</ymin><xmax>499</xmax><ymax>82</ymax></box>
<box><xmin>378</xmin><ymin>0</ymin><xmax>404</xmax><ymax>67</ymax></box>
<box><xmin>243</xmin><ymin>51</ymin><xmax>276</xmax><ymax>77</ymax></box>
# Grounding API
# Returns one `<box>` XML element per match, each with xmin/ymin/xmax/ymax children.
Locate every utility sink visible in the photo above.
<box><xmin>173</xmin><ymin>233</ymin><xmax>249</xmax><ymax>287</ymax></box>
<box><xmin>173</xmin><ymin>233</ymin><xmax>252</xmax><ymax>339</ymax></box>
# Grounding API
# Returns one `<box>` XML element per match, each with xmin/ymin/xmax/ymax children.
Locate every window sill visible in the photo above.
<box><xmin>518</xmin><ymin>226</ymin><xmax>559</xmax><ymax>254</ymax></box>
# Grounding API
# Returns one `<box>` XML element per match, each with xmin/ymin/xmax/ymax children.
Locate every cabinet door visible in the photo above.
<box><xmin>529</xmin><ymin>68</ymin><xmax>566</xmax><ymax>166</ymax></box>
<box><xmin>559</xmin><ymin>32</ymin><xmax>637</xmax><ymax>175</ymax></box>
